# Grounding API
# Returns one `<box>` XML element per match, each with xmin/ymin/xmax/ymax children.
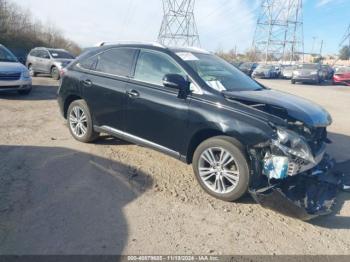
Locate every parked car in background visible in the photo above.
<box><xmin>281</xmin><ymin>65</ymin><xmax>298</xmax><ymax>79</ymax></box>
<box><xmin>238</xmin><ymin>62</ymin><xmax>258</xmax><ymax>76</ymax></box>
<box><xmin>58</xmin><ymin>42</ymin><xmax>332</xmax><ymax>203</ymax></box>
<box><xmin>0</xmin><ymin>44</ymin><xmax>32</xmax><ymax>95</ymax></box>
<box><xmin>231</xmin><ymin>61</ymin><xmax>242</xmax><ymax>68</ymax></box>
<box><xmin>321</xmin><ymin>64</ymin><xmax>334</xmax><ymax>80</ymax></box>
<box><xmin>273</xmin><ymin>64</ymin><xmax>282</xmax><ymax>78</ymax></box>
<box><xmin>252</xmin><ymin>64</ymin><xmax>278</xmax><ymax>79</ymax></box>
<box><xmin>333</xmin><ymin>66</ymin><xmax>350</xmax><ymax>86</ymax></box>
<box><xmin>26</xmin><ymin>47</ymin><xmax>75</xmax><ymax>80</ymax></box>
<box><xmin>291</xmin><ymin>63</ymin><xmax>324</xmax><ymax>84</ymax></box>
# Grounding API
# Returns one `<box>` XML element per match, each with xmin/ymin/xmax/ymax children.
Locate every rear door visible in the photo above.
<box><xmin>124</xmin><ymin>49</ymin><xmax>190</xmax><ymax>154</ymax></box>
<box><xmin>81</xmin><ymin>47</ymin><xmax>138</xmax><ymax>131</ymax></box>
<box><xmin>37</xmin><ymin>50</ymin><xmax>50</xmax><ymax>73</ymax></box>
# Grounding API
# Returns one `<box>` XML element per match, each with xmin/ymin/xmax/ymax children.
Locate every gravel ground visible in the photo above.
<box><xmin>0</xmin><ymin>77</ymin><xmax>349</xmax><ymax>255</ymax></box>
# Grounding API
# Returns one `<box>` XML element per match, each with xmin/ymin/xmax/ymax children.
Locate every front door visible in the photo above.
<box><xmin>125</xmin><ymin>49</ymin><xmax>190</xmax><ymax>154</ymax></box>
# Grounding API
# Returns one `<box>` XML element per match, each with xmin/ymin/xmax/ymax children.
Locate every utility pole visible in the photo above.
<box><xmin>311</xmin><ymin>36</ymin><xmax>317</xmax><ymax>54</ymax></box>
<box><xmin>252</xmin><ymin>0</ymin><xmax>304</xmax><ymax>63</ymax></box>
<box><xmin>319</xmin><ymin>39</ymin><xmax>323</xmax><ymax>57</ymax></box>
<box><xmin>158</xmin><ymin>0</ymin><xmax>200</xmax><ymax>47</ymax></box>
<box><xmin>339</xmin><ymin>23</ymin><xmax>350</xmax><ymax>61</ymax></box>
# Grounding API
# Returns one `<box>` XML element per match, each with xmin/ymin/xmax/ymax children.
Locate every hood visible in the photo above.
<box><xmin>223</xmin><ymin>89</ymin><xmax>332</xmax><ymax>127</ymax></box>
<box><xmin>0</xmin><ymin>62</ymin><xmax>26</xmax><ymax>72</ymax></box>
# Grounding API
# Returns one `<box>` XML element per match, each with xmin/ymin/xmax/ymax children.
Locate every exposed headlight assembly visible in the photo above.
<box><xmin>273</xmin><ymin>127</ymin><xmax>315</xmax><ymax>163</ymax></box>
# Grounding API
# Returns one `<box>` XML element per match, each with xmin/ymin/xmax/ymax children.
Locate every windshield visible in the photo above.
<box><xmin>49</xmin><ymin>50</ymin><xmax>74</xmax><ymax>59</ymax></box>
<box><xmin>178</xmin><ymin>52</ymin><xmax>263</xmax><ymax>92</ymax></box>
<box><xmin>0</xmin><ymin>46</ymin><xmax>18</xmax><ymax>62</ymax></box>
<box><xmin>299</xmin><ymin>64</ymin><xmax>318</xmax><ymax>70</ymax></box>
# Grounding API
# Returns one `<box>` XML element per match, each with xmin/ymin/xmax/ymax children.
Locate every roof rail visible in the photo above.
<box><xmin>170</xmin><ymin>46</ymin><xmax>210</xmax><ymax>54</ymax></box>
<box><xmin>96</xmin><ymin>41</ymin><xmax>166</xmax><ymax>48</ymax></box>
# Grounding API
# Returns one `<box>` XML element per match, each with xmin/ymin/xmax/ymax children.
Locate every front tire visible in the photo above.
<box><xmin>67</xmin><ymin>100</ymin><xmax>99</xmax><ymax>143</ymax></box>
<box><xmin>192</xmin><ymin>136</ymin><xmax>250</xmax><ymax>202</ymax></box>
<box><xmin>291</xmin><ymin>79</ymin><xmax>296</xmax><ymax>84</ymax></box>
<box><xmin>28</xmin><ymin>65</ymin><xmax>37</xmax><ymax>77</ymax></box>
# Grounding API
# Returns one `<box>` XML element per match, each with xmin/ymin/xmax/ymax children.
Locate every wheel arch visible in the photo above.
<box><xmin>51</xmin><ymin>64</ymin><xmax>58</xmax><ymax>70</ymax></box>
<box><xmin>63</xmin><ymin>95</ymin><xmax>83</xmax><ymax>118</ymax></box>
<box><xmin>185</xmin><ymin>129</ymin><xmax>245</xmax><ymax>164</ymax></box>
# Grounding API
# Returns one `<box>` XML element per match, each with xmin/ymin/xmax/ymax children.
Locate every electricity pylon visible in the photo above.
<box><xmin>339</xmin><ymin>24</ymin><xmax>350</xmax><ymax>47</ymax></box>
<box><xmin>252</xmin><ymin>0</ymin><xmax>304</xmax><ymax>62</ymax></box>
<box><xmin>158</xmin><ymin>0</ymin><xmax>200</xmax><ymax>47</ymax></box>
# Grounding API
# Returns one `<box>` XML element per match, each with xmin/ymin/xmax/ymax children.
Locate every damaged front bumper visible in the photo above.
<box><xmin>250</xmin><ymin>154</ymin><xmax>345</xmax><ymax>221</ymax></box>
<box><xmin>249</xmin><ymin>140</ymin><xmax>349</xmax><ymax>221</ymax></box>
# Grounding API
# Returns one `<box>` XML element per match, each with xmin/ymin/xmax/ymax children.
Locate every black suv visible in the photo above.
<box><xmin>58</xmin><ymin>43</ymin><xmax>332</xmax><ymax>202</ymax></box>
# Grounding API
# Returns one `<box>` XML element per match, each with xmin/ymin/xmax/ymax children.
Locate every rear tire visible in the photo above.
<box><xmin>192</xmin><ymin>136</ymin><xmax>250</xmax><ymax>202</ymax></box>
<box><xmin>291</xmin><ymin>79</ymin><xmax>296</xmax><ymax>84</ymax></box>
<box><xmin>67</xmin><ymin>100</ymin><xmax>99</xmax><ymax>143</ymax></box>
<box><xmin>51</xmin><ymin>66</ymin><xmax>60</xmax><ymax>80</ymax></box>
<box><xmin>28</xmin><ymin>65</ymin><xmax>37</xmax><ymax>77</ymax></box>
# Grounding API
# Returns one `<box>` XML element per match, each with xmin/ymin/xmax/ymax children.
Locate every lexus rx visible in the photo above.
<box><xmin>58</xmin><ymin>43</ymin><xmax>332</xmax><ymax>202</ymax></box>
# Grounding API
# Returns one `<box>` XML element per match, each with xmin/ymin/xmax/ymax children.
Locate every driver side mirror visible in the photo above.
<box><xmin>163</xmin><ymin>74</ymin><xmax>190</xmax><ymax>98</ymax></box>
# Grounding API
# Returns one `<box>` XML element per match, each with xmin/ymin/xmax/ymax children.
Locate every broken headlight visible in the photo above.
<box><xmin>273</xmin><ymin>127</ymin><xmax>315</xmax><ymax>163</ymax></box>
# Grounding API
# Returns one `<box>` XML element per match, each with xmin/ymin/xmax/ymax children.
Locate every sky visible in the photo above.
<box><xmin>11</xmin><ymin>0</ymin><xmax>350</xmax><ymax>54</ymax></box>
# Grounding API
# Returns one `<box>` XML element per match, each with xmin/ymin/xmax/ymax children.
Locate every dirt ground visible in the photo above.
<box><xmin>0</xmin><ymin>77</ymin><xmax>350</xmax><ymax>255</ymax></box>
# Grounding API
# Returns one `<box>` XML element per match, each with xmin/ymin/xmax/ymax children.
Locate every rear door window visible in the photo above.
<box><xmin>78</xmin><ymin>56</ymin><xmax>98</xmax><ymax>70</ymax></box>
<box><xmin>95</xmin><ymin>48</ymin><xmax>136</xmax><ymax>77</ymax></box>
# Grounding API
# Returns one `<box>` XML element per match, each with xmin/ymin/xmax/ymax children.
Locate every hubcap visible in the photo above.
<box><xmin>69</xmin><ymin>106</ymin><xmax>88</xmax><ymax>138</ymax></box>
<box><xmin>29</xmin><ymin>66</ymin><xmax>34</xmax><ymax>76</ymax></box>
<box><xmin>198</xmin><ymin>147</ymin><xmax>240</xmax><ymax>194</ymax></box>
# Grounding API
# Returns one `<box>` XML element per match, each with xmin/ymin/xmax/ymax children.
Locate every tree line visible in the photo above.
<box><xmin>0</xmin><ymin>0</ymin><xmax>81</xmax><ymax>61</ymax></box>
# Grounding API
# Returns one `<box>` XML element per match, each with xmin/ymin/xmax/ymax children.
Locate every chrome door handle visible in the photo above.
<box><xmin>82</xmin><ymin>79</ymin><xmax>92</xmax><ymax>87</ymax></box>
<box><xmin>126</xmin><ymin>90</ymin><xmax>139</xmax><ymax>98</ymax></box>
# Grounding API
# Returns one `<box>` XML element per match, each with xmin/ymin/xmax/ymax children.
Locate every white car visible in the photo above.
<box><xmin>0</xmin><ymin>44</ymin><xmax>32</xmax><ymax>95</ymax></box>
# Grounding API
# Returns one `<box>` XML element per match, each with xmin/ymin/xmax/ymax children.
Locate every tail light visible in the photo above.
<box><xmin>60</xmin><ymin>68</ymin><xmax>67</xmax><ymax>78</ymax></box>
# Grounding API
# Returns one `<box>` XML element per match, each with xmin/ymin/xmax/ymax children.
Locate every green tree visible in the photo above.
<box><xmin>339</xmin><ymin>45</ymin><xmax>350</xmax><ymax>60</ymax></box>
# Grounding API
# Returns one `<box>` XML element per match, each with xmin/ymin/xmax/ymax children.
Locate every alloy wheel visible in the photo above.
<box><xmin>28</xmin><ymin>66</ymin><xmax>34</xmax><ymax>77</ymax></box>
<box><xmin>69</xmin><ymin>106</ymin><xmax>88</xmax><ymax>138</ymax></box>
<box><xmin>198</xmin><ymin>147</ymin><xmax>240</xmax><ymax>194</ymax></box>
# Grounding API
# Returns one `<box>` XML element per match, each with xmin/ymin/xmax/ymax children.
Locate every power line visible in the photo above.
<box><xmin>339</xmin><ymin>23</ymin><xmax>350</xmax><ymax>47</ymax></box>
<box><xmin>158</xmin><ymin>0</ymin><xmax>200</xmax><ymax>47</ymax></box>
<box><xmin>252</xmin><ymin>0</ymin><xmax>304</xmax><ymax>62</ymax></box>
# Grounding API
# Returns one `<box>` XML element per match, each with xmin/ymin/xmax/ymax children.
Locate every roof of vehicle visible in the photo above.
<box><xmin>92</xmin><ymin>41</ymin><xmax>211</xmax><ymax>55</ymax></box>
<box><xmin>32</xmin><ymin>47</ymin><xmax>69</xmax><ymax>52</ymax></box>
<box><xmin>170</xmin><ymin>46</ymin><xmax>210</xmax><ymax>54</ymax></box>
